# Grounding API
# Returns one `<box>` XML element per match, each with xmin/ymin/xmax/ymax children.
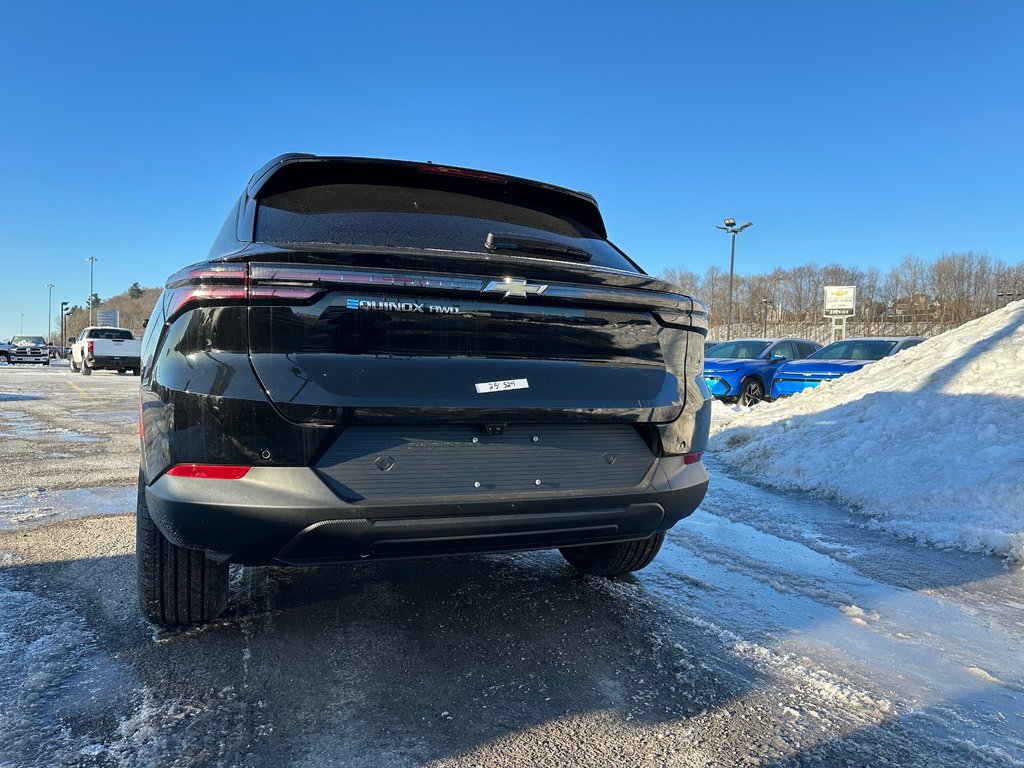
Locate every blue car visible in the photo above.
<box><xmin>704</xmin><ymin>338</ymin><xmax>822</xmax><ymax>406</ymax></box>
<box><xmin>771</xmin><ymin>336</ymin><xmax>925</xmax><ymax>399</ymax></box>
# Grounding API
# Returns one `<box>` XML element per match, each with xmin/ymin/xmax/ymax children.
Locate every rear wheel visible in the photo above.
<box><xmin>136</xmin><ymin>472</ymin><xmax>229</xmax><ymax>626</ymax></box>
<box><xmin>559</xmin><ymin>532</ymin><xmax>666</xmax><ymax>576</ymax></box>
<box><xmin>81</xmin><ymin>361</ymin><xmax>91</xmax><ymax>375</ymax></box>
<box><xmin>738</xmin><ymin>377</ymin><xmax>764</xmax><ymax>406</ymax></box>
<box><xmin>131</xmin><ymin>367</ymin><xmax>141</xmax><ymax>376</ymax></box>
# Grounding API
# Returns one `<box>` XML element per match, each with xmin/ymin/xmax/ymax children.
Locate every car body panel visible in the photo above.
<box><xmin>703</xmin><ymin>338</ymin><xmax>822</xmax><ymax>403</ymax></box>
<box><xmin>771</xmin><ymin>336</ymin><xmax>925</xmax><ymax>398</ymax></box>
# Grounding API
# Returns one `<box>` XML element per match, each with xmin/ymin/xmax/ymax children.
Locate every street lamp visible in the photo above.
<box><xmin>60</xmin><ymin>301</ymin><xmax>69</xmax><ymax>355</ymax></box>
<box><xmin>716</xmin><ymin>218</ymin><xmax>753</xmax><ymax>341</ymax></box>
<box><xmin>46</xmin><ymin>283</ymin><xmax>55</xmax><ymax>346</ymax></box>
<box><xmin>86</xmin><ymin>257</ymin><xmax>98</xmax><ymax>325</ymax></box>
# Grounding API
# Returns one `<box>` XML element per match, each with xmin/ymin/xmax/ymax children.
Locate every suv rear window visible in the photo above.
<box><xmin>256</xmin><ymin>184</ymin><xmax>640</xmax><ymax>272</ymax></box>
<box><xmin>91</xmin><ymin>329</ymin><xmax>134</xmax><ymax>340</ymax></box>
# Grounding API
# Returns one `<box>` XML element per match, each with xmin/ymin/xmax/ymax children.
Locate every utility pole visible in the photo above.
<box><xmin>86</xmin><ymin>257</ymin><xmax>98</xmax><ymax>326</ymax></box>
<box><xmin>761</xmin><ymin>298</ymin><xmax>771</xmax><ymax>337</ymax></box>
<box><xmin>46</xmin><ymin>283</ymin><xmax>55</xmax><ymax>346</ymax></box>
<box><xmin>716</xmin><ymin>219</ymin><xmax>753</xmax><ymax>341</ymax></box>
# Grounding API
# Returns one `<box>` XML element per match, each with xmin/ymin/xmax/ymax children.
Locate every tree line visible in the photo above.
<box><xmin>660</xmin><ymin>251</ymin><xmax>1024</xmax><ymax>341</ymax></box>
<box><xmin>48</xmin><ymin>250</ymin><xmax>1024</xmax><ymax>345</ymax></box>
<box><xmin>57</xmin><ymin>282</ymin><xmax>161</xmax><ymax>343</ymax></box>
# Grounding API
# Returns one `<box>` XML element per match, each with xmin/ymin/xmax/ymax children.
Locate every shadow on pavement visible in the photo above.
<box><xmin>1</xmin><ymin>547</ymin><xmax>761</xmax><ymax>767</ymax></box>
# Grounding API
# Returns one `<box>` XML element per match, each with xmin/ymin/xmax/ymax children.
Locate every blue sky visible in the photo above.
<box><xmin>1</xmin><ymin>1</ymin><xmax>1021</xmax><ymax>337</ymax></box>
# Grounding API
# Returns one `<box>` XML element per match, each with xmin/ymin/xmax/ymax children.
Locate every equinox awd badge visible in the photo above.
<box><xmin>345</xmin><ymin>298</ymin><xmax>461</xmax><ymax>314</ymax></box>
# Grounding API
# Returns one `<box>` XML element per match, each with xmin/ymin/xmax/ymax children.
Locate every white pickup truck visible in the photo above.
<box><xmin>69</xmin><ymin>326</ymin><xmax>142</xmax><ymax>376</ymax></box>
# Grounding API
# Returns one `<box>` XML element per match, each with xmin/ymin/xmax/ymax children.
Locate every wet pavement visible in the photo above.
<box><xmin>1</xmin><ymin>365</ymin><xmax>1022</xmax><ymax>767</ymax></box>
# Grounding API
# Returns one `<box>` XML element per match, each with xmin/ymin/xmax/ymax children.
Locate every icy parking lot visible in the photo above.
<box><xmin>1</xmin><ymin>307</ymin><xmax>1022</xmax><ymax>767</ymax></box>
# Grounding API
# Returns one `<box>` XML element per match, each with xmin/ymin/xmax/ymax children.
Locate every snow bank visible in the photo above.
<box><xmin>710</xmin><ymin>301</ymin><xmax>1024</xmax><ymax>562</ymax></box>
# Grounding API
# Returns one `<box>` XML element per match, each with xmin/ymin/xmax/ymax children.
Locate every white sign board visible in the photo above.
<box><xmin>824</xmin><ymin>286</ymin><xmax>857</xmax><ymax>318</ymax></box>
<box><xmin>95</xmin><ymin>309</ymin><xmax>120</xmax><ymax>327</ymax></box>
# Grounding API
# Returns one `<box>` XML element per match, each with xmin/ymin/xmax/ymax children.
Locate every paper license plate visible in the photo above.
<box><xmin>474</xmin><ymin>378</ymin><xmax>529</xmax><ymax>394</ymax></box>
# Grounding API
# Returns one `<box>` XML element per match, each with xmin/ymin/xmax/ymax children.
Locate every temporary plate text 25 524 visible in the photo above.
<box><xmin>474</xmin><ymin>378</ymin><xmax>529</xmax><ymax>394</ymax></box>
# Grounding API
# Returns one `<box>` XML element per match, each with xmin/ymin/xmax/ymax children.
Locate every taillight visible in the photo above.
<box><xmin>417</xmin><ymin>164</ymin><xmax>508</xmax><ymax>183</ymax></box>
<box><xmin>683</xmin><ymin>452</ymin><xmax>703</xmax><ymax>465</ymax></box>
<box><xmin>164</xmin><ymin>263</ymin><xmax>248</xmax><ymax>320</ymax></box>
<box><xmin>166</xmin><ymin>464</ymin><xmax>251</xmax><ymax>480</ymax></box>
<box><xmin>87</xmin><ymin>340</ymin><xmax>94</xmax><ymax>356</ymax></box>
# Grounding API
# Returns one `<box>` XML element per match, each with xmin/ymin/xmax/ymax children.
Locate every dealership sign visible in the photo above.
<box><xmin>95</xmin><ymin>309</ymin><xmax>120</xmax><ymax>327</ymax></box>
<box><xmin>824</xmin><ymin>286</ymin><xmax>857</xmax><ymax>318</ymax></box>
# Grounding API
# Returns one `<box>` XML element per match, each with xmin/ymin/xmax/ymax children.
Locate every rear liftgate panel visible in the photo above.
<box><xmin>246</xmin><ymin>263</ymin><xmax>684</xmax><ymax>422</ymax></box>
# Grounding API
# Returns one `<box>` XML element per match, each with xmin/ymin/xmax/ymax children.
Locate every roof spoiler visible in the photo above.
<box><xmin>242</xmin><ymin>154</ymin><xmax>607</xmax><ymax>238</ymax></box>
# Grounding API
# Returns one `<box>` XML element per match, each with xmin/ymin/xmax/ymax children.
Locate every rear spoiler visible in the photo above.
<box><xmin>206</xmin><ymin>154</ymin><xmax>608</xmax><ymax>261</ymax></box>
<box><xmin>245</xmin><ymin>154</ymin><xmax>605</xmax><ymax>236</ymax></box>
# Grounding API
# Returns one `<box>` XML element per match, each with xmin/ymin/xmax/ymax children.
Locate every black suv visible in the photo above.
<box><xmin>137</xmin><ymin>155</ymin><xmax>711</xmax><ymax>626</ymax></box>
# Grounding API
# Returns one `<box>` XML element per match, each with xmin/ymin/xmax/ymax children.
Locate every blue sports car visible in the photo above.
<box><xmin>771</xmin><ymin>336</ymin><xmax>925</xmax><ymax>399</ymax></box>
<box><xmin>704</xmin><ymin>337</ymin><xmax>822</xmax><ymax>406</ymax></box>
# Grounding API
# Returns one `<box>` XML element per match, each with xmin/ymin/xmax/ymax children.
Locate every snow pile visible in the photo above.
<box><xmin>710</xmin><ymin>301</ymin><xmax>1024</xmax><ymax>562</ymax></box>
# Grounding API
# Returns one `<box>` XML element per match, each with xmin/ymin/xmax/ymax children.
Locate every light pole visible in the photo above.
<box><xmin>86</xmin><ymin>257</ymin><xmax>98</xmax><ymax>325</ymax></box>
<box><xmin>60</xmin><ymin>301</ymin><xmax>69</xmax><ymax>355</ymax></box>
<box><xmin>20</xmin><ymin>313</ymin><xmax>24</xmax><ymax>334</ymax></box>
<box><xmin>761</xmin><ymin>298</ymin><xmax>771</xmax><ymax>337</ymax></box>
<box><xmin>46</xmin><ymin>283</ymin><xmax>55</xmax><ymax>346</ymax></box>
<box><xmin>716</xmin><ymin>218</ymin><xmax>753</xmax><ymax>340</ymax></box>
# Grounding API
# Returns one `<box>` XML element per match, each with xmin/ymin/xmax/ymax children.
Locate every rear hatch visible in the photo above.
<box><xmin>245</xmin><ymin>256</ymin><xmax>691</xmax><ymax>424</ymax></box>
<box><xmin>198</xmin><ymin>158</ymin><xmax>705</xmax><ymax>426</ymax></box>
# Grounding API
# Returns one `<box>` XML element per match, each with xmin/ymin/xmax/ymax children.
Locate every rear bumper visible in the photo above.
<box><xmin>144</xmin><ymin>458</ymin><xmax>709</xmax><ymax>565</ymax></box>
<box><xmin>88</xmin><ymin>355</ymin><xmax>140</xmax><ymax>370</ymax></box>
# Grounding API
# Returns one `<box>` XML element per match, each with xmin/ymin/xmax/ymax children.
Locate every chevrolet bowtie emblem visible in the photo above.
<box><xmin>482</xmin><ymin>277</ymin><xmax>548</xmax><ymax>299</ymax></box>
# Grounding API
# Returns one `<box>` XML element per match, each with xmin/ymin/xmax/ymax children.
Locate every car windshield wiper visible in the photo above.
<box><xmin>484</xmin><ymin>232</ymin><xmax>592</xmax><ymax>262</ymax></box>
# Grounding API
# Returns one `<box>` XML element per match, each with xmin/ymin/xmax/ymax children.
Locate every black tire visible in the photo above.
<box><xmin>136</xmin><ymin>471</ymin><xmax>229</xmax><ymax>626</ymax></box>
<box><xmin>559</xmin><ymin>532</ymin><xmax>666</xmax><ymax>577</ymax></box>
<box><xmin>132</xmin><ymin>368</ymin><xmax>141</xmax><ymax>376</ymax></box>
<box><xmin>69</xmin><ymin>357</ymin><xmax>79</xmax><ymax>372</ymax></box>
<box><xmin>738</xmin><ymin>377</ymin><xmax>764</xmax><ymax>406</ymax></box>
<box><xmin>81</xmin><ymin>361</ymin><xmax>91</xmax><ymax>375</ymax></box>
<box><xmin>117</xmin><ymin>368</ymin><xmax>126</xmax><ymax>374</ymax></box>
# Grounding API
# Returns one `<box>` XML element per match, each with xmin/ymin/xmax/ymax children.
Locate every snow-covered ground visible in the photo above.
<box><xmin>711</xmin><ymin>300</ymin><xmax>1024</xmax><ymax>563</ymax></box>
